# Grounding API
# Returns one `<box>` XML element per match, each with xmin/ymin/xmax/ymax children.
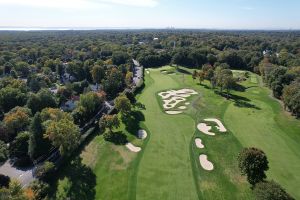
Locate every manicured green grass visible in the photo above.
<box><xmin>136</xmin><ymin>67</ymin><xmax>199</xmax><ymax>200</ymax></box>
<box><xmin>224</xmin><ymin>75</ymin><xmax>300</xmax><ymax>199</ymax></box>
<box><xmin>163</xmin><ymin>67</ymin><xmax>254</xmax><ymax>199</ymax></box>
<box><xmin>54</xmin><ymin>66</ymin><xmax>300</xmax><ymax>200</ymax></box>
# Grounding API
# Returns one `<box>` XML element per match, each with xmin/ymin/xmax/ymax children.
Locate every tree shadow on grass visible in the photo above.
<box><xmin>245</xmin><ymin>86</ymin><xmax>259</xmax><ymax>90</ymax></box>
<box><xmin>197</xmin><ymin>83</ymin><xmax>211</xmax><ymax>90</ymax></box>
<box><xmin>133</xmin><ymin>83</ymin><xmax>145</xmax><ymax>96</ymax></box>
<box><xmin>232</xmin><ymin>83</ymin><xmax>246</xmax><ymax>92</ymax></box>
<box><xmin>214</xmin><ymin>91</ymin><xmax>261</xmax><ymax>110</ymax></box>
<box><xmin>49</xmin><ymin>157</ymin><xmax>96</xmax><ymax>200</ymax></box>
<box><xmin>234</xmin><ymin>100</ymin><xmax>261</xmax><ymax>110</ymax></box>
<box><xmin>105</xmin><ymin>131</ymin><xmax>128</xmax><ymax>145</ymax></box>
<box><xmin>177</xmin><ymin>68</ymin><xmax>192</xmax><ymax>75</ymax></box>
<box><xmin>122</xmin><ymin>111</ymin><xmax>145</xmax><ymax>137</ymax></box>
<box><xmin>69</xmin><ymin>157</ymin><xmax>96</xmax><ymax>200</ymax></box>
<box><xmin>215</xmin><ymin>91</ymin><xmax>250</xmax><ymax>102</ymax></box>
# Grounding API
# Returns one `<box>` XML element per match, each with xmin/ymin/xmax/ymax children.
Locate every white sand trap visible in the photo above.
<box><xmin>185</xmin><ymin>102</ymin><xmax>190</xmax><ymax>105</ymax></box>
<box><xmin>146</xmin><ymin>71</ymin><xmax>150</xmax><ymax>74</ymax></box>
<box><xmin>178</xmin><ymin>106</ymin><xmax>187</xmax><ymax>110</ymax></box>
<box><xmin>204</xmin><ymin>118</ymin><xmax>227</xmax><ymax>132</ymax></box>
<box><xmin>159</xmin><ymin>89</ymin><xmax>198</xmax><ymax>110</ymax></box>
<box><xmin>199</xmin><ymin>154</ymin><xmax>214</xmax><ymax>171</ymax></box>
<box><xmin>125</xmin><ymin>143</ymin><xmax>141</xmax><ymax>153</ymax></box>
<box><xmin>195</xmin><ymin>138</ymin><xmax>204</xmax><ymax>149</ymax></box>
<box><xmin>138</xmin><ymin>130</ymin><xmax>147</xmax><ymax>140</ymax></box>
<box><xmin>158</xmin><ymin>89</ymin><xmax>198</xmax><ymax>100</ymax></box>
<box><xmin>197</xmin><ymin>123</ymin><xmax>215</xmax><ymax>136</ymax></box>
<box><xmin>165</xmin><ymin>110</ymin><xmax>183</xmax><ymax>115</ymax></box>
<box><xmin>163</xmin><ymin>96</ymin><xmax>186</xmax><ymax>109</ymax></box>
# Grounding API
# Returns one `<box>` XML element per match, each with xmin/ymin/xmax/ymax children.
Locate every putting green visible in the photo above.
<box><xmin>136</xmin><ymin>68</ymin><xmax>198</xmax><ymax>199</ymax></box>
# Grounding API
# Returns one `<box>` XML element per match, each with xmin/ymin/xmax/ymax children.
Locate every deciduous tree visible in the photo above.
<box><xmin>238</xmin><ymin>147</ymin><xmax>269</xmax><ymax>186</ymax></box>
<box><xmin>254</xmin><ymin>180</ymin><xmax>294</xmax><ymax>200</ymax></box>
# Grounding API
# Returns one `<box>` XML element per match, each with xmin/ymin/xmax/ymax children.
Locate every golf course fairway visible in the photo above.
<box><xmin>56</xmin><ymin>66</ymin><xmax>300</xmax><ymax>200</ymax></box>
<box><xmin>136</xmin><ymin>68</ymin><xmax>198</xmax><ymax>200</ymax></box>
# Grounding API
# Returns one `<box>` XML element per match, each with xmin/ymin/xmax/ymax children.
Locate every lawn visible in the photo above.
<box><xmin>53</xmin><ymin>66</ymin><xmax>300</xmax><ymax>200</ymax></box>
<box><xmin>135</xmin><ymin>67</ymin><xmax>198</xmax><ymax>200</ymax></box>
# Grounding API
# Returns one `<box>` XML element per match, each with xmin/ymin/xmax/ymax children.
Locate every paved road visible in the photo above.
<box><xmin>132</xmin><ymin>59</ymin><xmax>143</xmax><ymax>86</ymax></box>
<box><xmin>0</xmin><ymin>160</ymin><xmax>34</xmax><ymax>187</ymax></box>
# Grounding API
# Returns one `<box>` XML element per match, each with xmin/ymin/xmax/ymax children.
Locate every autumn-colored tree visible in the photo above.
<box><xmin>99</xmin><ymin>114</ymin><xmax>120</xmax><ymax>140</ymax></box>
<box><xmin>41</xmin><ymin>108</ymin><xmax>72</xmax><ymax>122</ymax></box>
<box><xmin>44</xmin><ymin>117</ymin><xmax>80</xmax><ymax>156</ymax></box>
<box><xmin>91</xmin><ymin>65</ymin><xmax>105</xmax><ymax>86</ymax></box>
<box><xmin>0</xmin><ymin>180</ymin><xmax>28</xmax><ymax>200</ymax></box>
<box><xmin>125</xmin><ymin>71</ymin><xmax>133</xmax><ymax>87</ymax></box>
<box><xmin>198</xmin><ymin>71</ymin><xmax>205</xmax><ymax>85</ymax></box>
<box><xmin>4</xmin><ymin>107</ymin><xmax>31</xmax><ymax>138</ymax></box>
<box><xmin>114</xmin><ymin>94</ymin><xmax>131</xmax><ymax>116</ymax></box>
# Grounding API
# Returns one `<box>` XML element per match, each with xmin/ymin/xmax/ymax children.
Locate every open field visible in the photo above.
<box><xmin>53</xmin><ymin>66</ymin><xmax>300</xmax><ymax>200</ymax></box>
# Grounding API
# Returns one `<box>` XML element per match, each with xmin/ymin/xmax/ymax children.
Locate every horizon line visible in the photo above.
<box><xmin>0</xmin><ymin>26</ymin><xmax>299</xmax><ymax>32</ymax></box>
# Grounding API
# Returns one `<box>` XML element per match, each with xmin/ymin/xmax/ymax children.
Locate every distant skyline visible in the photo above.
<box><xmin>0</xmin><ymin>0</ymin><xmax>300</xmax><ymax>30</ymax></box>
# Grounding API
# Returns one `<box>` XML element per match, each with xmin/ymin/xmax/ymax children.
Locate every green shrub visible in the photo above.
<box><xmin>0</xmin><ymin>140</ymin><xmax>8</xmax><ymax>163</ymax></box>
<box><xmin>35</xmin><ymin>161</ymin><xmax>55</xmax><ymax>179</ymax></box>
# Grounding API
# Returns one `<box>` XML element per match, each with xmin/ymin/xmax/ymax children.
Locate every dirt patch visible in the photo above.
<box><xmin>200</xmin><ymin>180</ymin><xmax>217</xmax><ymax>190</ymax></box>
<box><xmin>110</xmin><ymin>145</ymin><xmax>136</xmax><ymax>170</ymax></box>
<box><xmin>81</xmin><ymin>141</ymin><xmax>100</xmax><ymax>169</ymax></box>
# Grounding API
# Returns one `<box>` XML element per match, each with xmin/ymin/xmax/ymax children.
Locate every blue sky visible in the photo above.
<box><xmin>0</xmin><ymin>0</ymin><xmax>299</xmax><ymax>29</ymax></box>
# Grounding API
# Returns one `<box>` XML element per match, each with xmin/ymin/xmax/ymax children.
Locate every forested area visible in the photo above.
<box><xmin>0</xmin><ymin>30</ymin><xmax>299</xmax><ymax>199</ymax></box>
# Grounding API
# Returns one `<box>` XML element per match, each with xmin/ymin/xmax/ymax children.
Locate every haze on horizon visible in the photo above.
<box><xmin>0</xmin><ymin>0</ymin><xmax>300</xmax><ymax>30</ymax></box>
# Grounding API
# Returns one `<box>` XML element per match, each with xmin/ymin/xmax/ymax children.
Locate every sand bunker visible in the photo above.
<box><xmin>195</xmin><ymin>138</ymin><xmax>204</xmax><ymax>149</ymax></box>
<box><xmin>204</xmin><ymin>118</ymin><xmax>227</xmax><ymax>132</ymax></box>
<box><xmin>199</xmin><ymin>154</ymin><xmax>214</xmax><ymax>171</ymax></box>
<box><xmin>163</xmin><ymin>96</ymin><xmax>186</xmax><ymax>109</ymax></box>
<box><xmin>125</xmin><ymin>143</ymin><xmax>141</xmax><ymax>153</ymax></box>
<box><xmin>158</xmin><ymin>89</ymin><xmax>198</xmax><ymax>110</ymax></box>
<box><xmin>185</xmin><ymin>102</ymin><xmax>190</xmax><ymax>105</ymax></box>
<box><xmin>158</xmin><ymin>89</ymin><xmax>198</xmax><ymax>100</ymax></box>
<box><xmin>165</xmin><ymin>111</ymin><xmax>183</xmax><ymax>115</ymax></box>
<box><xmin>178</xmin><ymin>106</ymin><xmax>186</xmax><ymax>110</ymax></box>
<box><xmin>197</xmin><ymin>123</ymin><xmax>215</xmax><ymax>136</ymax></box>
<box><xmin>138</xmin><ymin>130</ymin><xmax>147</xmax><ymax>140</ymax></box>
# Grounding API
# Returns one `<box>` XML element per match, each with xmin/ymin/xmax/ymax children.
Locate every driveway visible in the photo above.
<box><xmin>0</xmin><ymin>160</ymin><xmax>34</xmax><ymax>187</ymax></box>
